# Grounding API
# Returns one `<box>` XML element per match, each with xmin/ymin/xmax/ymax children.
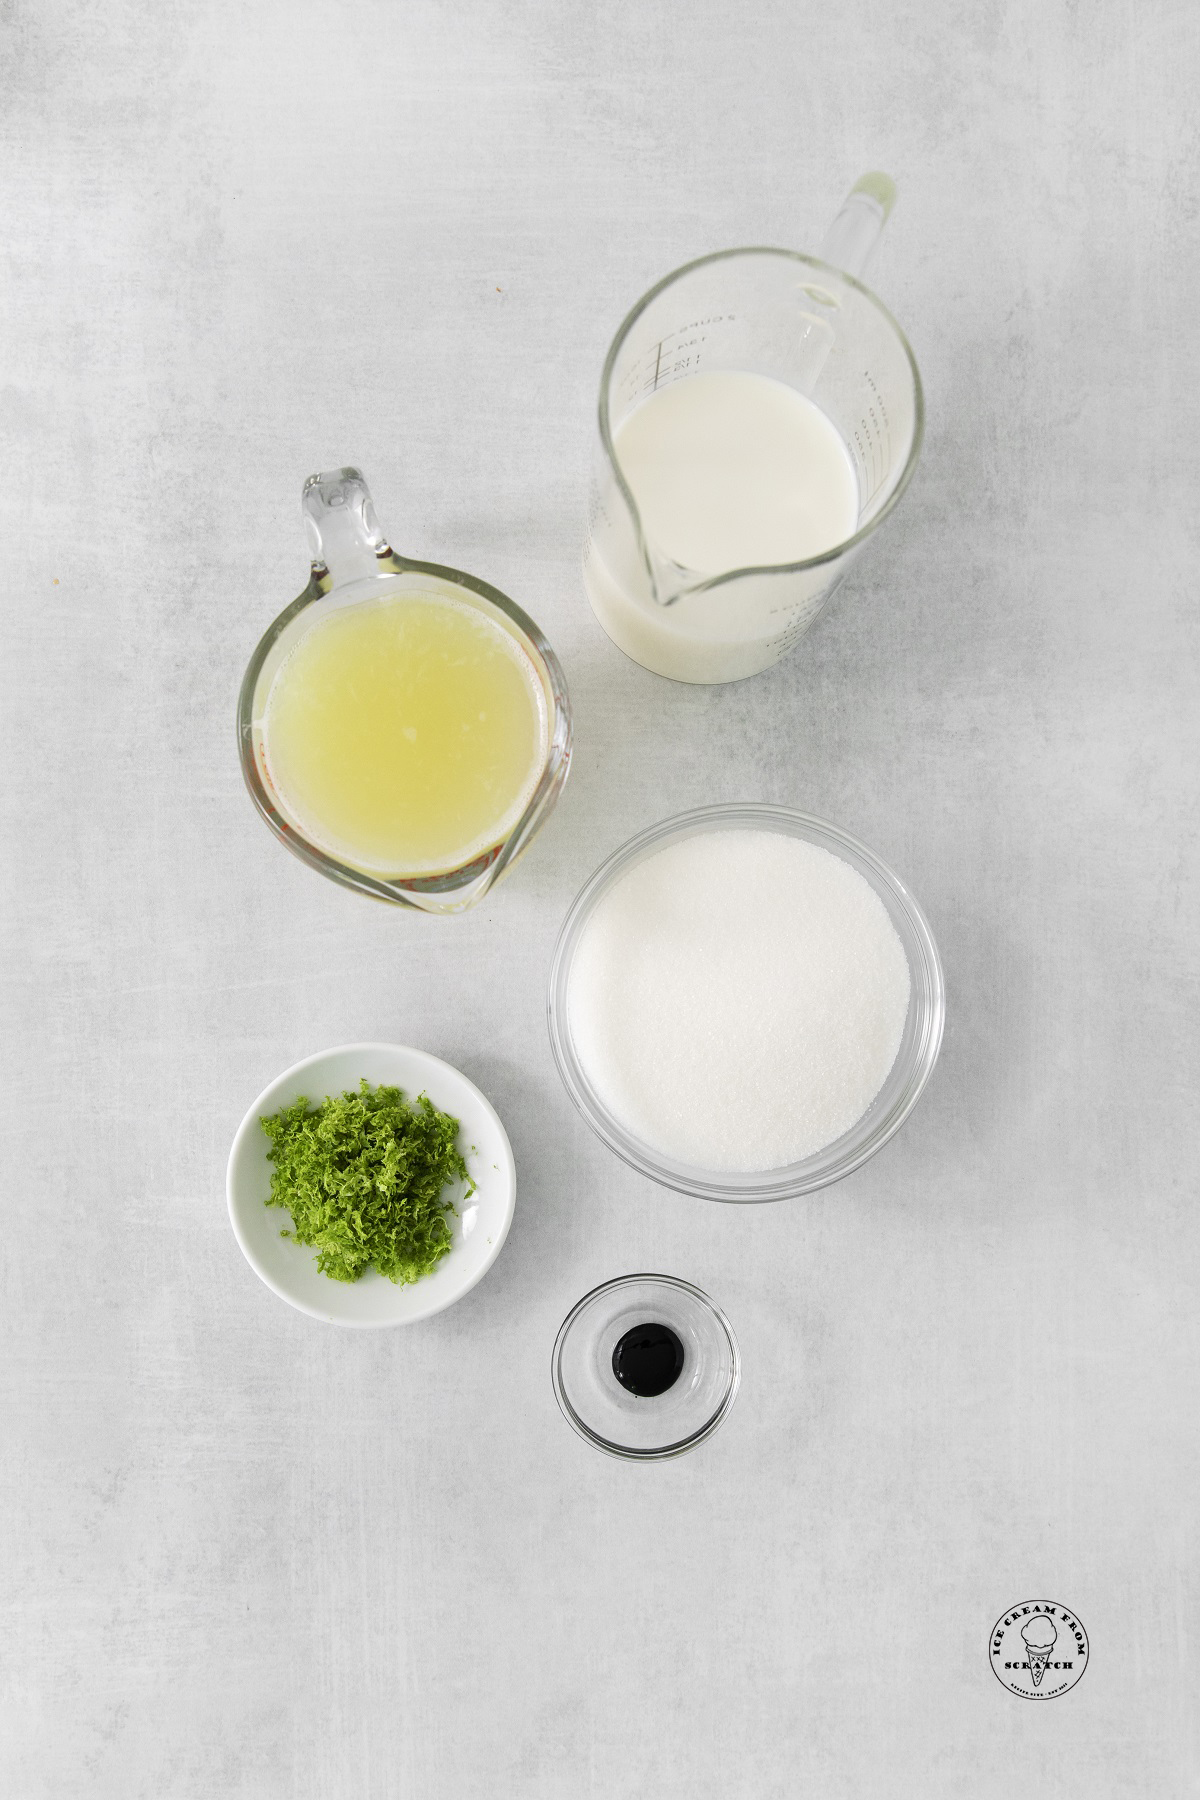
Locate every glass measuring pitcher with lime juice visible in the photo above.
<box><xmin>263</xmin><ymin>590</ymin><xmax>548</xmax><ymax>877</ymax></box>
<box><xmin>239</xmin><ymin>469</ymin><xmax>571</xmax><ymax>913</ymax></box>
<box><xmin>584</xmin><ymin>175</ymin><xmax>925</xmax><ymax>684</ymax></box>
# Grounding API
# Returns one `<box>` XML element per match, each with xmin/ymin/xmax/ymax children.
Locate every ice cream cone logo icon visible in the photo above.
<box><xmin>990</xmin><ymin>1600</ymin><xmax>1088</xmax><ymax>1699</ymax></box>
<box><xmin>1020</xmin><ymin>1616</ymin><xmax>1057</xmax><ymax>1687</ymax></box>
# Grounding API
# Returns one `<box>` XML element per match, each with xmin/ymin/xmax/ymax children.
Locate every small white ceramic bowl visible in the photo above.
<box><xmin>227</xmin><ymin>1042</ymin><xmax>516</xmax><ymax>1327</ymax></box>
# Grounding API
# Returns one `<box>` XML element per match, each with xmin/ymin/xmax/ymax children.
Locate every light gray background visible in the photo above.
<box><xmin>3</xmin><ymin>1</ymin><xmax>1198</xmax><ymax>1794</ymax></box>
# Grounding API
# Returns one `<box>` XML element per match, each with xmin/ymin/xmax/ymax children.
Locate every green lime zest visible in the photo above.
<box><xmin>259</xmin><ymin>1079</ymin><xmax>474</xmax><ymax>1285</ymax></box>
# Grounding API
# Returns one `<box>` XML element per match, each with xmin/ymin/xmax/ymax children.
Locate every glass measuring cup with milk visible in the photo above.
<box><xmin>584</xmin><ymin>175</ymin><xmax>924</xmax><ymax>683</ymax></box>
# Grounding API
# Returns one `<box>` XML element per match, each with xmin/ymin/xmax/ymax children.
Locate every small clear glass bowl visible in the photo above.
<box><xmin>552</xmin><ymin>1274</ymin><xmax>740</xmax><ymax>1460</ymax></box>
<box><xmin>546</xmin><ymin>803</ymin><xmax>945</xmax><ymax>1203</ymax></box>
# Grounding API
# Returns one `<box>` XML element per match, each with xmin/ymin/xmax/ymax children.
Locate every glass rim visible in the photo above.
<box><xmin>598</xmin><ymin>246</ymin><xmax>926</xmax><ymax>588</ymax></box>
<box><xmin>551</xmin><ymin>1273</ymin><xmax>742</xmax><ymax>1461</ymax></box>
<box><xmin>236</xmin><ymin>556</ymin><xmax>573</xmax><ymax>911</ymax></box>
<box><xmin>546</xmin><ymin>803</ymin><xmax>945</xmax><ymax>1203</ymax></box>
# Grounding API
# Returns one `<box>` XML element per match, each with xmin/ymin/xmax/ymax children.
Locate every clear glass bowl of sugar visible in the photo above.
<box><xmin>546</xmin><ymin>803</ymin><xmax>945</xmax><ymax>1203</ymax></box>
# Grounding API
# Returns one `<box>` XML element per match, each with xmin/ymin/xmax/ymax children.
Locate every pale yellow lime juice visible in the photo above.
<box><xmin>263</xmin><ymin>589</ymin><xmax>549</xmax><ymax>877</ymax></box>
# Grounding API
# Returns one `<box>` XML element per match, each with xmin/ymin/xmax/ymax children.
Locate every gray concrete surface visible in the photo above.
<box><xmin>4</xmin><ymin>1</ymin><xmax>1200</xmax><ymax>1794</ymax></box>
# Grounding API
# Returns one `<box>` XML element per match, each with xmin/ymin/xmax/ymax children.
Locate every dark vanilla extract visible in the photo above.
<box><xmin>612</xmin><ymin>1322</ymin><xmax>685</xmax><ymax>1397</ymax></box>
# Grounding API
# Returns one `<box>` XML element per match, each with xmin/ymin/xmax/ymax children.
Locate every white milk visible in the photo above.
<box><xmin>614</xmin><ymin>369</ymin><xmax>859</xmax><ymax>573</ymax></box>
<box><xmin>584</xmin><ymin>370</ymin><xmax>861</xmax><ymax>683</ymax></box>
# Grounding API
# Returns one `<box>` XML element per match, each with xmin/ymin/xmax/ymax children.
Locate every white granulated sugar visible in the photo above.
<box><xmin>568</xmin><ymin>829</ymin><xmax>911</xmax><ymax>1172</ymax></box>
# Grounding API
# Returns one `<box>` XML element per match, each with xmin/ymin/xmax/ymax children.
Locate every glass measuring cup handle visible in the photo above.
<box><xmin>302</xmin><ymin>467</ymin><xmax>404</xmax><ymax>590</ymax></box>
<box><xmin>791</xmin><ymin>173</ymin><xmax>898</xmax><ymax>396</ymax></box>
<box><xmin>817</xmin><ymin>172</ymin><xmax>897</xmax><ymax>282</ymax></box>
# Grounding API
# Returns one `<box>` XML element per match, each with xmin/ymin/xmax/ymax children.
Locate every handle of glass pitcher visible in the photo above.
<box><xmin>818</xmin><ymin>172</ymin><xmax>897</xmax><ymax>282</ymax></box>
<box><xmin>302</xmin><ymin>467</ymin><xmax>403</xmax><ymax>589</ymax></box>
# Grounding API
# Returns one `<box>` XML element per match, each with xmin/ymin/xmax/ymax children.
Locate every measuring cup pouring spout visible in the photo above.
<box><xmin>584</xmin><ymin>173</ymin><xmax>924</xmax><ymax>684</ymax></box>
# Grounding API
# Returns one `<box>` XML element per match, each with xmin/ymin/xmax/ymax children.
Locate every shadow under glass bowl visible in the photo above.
<box><xmin>546</xmin><ymin>803</ymin><xmax>945</xmax><ymax>1203</ymax></box>
<box><xmin>552</xmin><ymin>1274</ymin><xmax>741</xmax><ymax>1460</ymax></box>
